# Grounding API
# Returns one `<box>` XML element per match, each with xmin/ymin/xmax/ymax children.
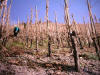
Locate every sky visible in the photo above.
<box><xmin>8</xmin><ymin>0</ymin><xmax>100</xmax><ymax>24</ymax></box>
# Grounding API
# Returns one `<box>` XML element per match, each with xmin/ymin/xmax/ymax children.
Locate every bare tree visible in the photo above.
<box><xmin>64</xmin><ymin>0</ymin><xmax>80</xmax><ymax>72</ymax></box>
<box><xmin>46</xmin><ymin>0</ymin><xmax>51</xmax><ymax>57</ymax></box>
<box><xmin>35</xmin><ymin>6</ymin><xmax>38</xmax><ymax>51</ymax></box>
<box><xmin>87</xmin><ymin>0</ymin><xmax>100</xmax><ymax>60</ymax></box>
<box><xmin>30</xmin><ymin>8</ymin><xmax>33</xmax><ymax>25</ymax></box>
<box><xmin>83</xmin><ymin>17</ymin><xmax>91</xmax><ymax>48</ymax></box>
<box><xmin>94</xmin><ymin>14</ymin><xmax>98</xmax><ymax>24</ymax></box>
<box><xmin>55</xmin><ymin>12</ymin><xmax>60</xmax><ymax>49</ymax></box>
<box><xmin>72</xmin><ymin>14</ymin><xmax>83</xmax><ymax>49</ymax></box>
<box><xmin>0</xmin><ymin>0</ymin><xmax>8</xmax><ymax>46</ymax></box>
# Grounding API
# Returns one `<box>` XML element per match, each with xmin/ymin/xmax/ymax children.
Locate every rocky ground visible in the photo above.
<box><xmin>0</xmin><ymin>45</ymin><xmax>100</xmax><ymax>75</ymax></box>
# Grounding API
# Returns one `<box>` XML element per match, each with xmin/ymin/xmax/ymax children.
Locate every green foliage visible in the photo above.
<box><xmin>6</xmin><ymin>41</ymin><xmax>24</xmax><ymax>50</ymax></box>
<box><xmin>79</xmin><ymin>53</ymin><xmax>99</xmax><ymax>60</ymax></box>
<box><xmin>88</xmin><ymin>54</ymin><xmax>99</xmax><ymax>60</ymax></box>
<box><xmin>12</xmin><ymin>41</ymin><xmax>24</xmax><ymax>47</ymax></box>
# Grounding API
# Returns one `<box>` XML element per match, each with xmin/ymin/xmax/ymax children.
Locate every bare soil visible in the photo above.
<box><xmin>0</xmin><ymin>45</ymin><xmax>100</xmax><ymax>75</ymax></box>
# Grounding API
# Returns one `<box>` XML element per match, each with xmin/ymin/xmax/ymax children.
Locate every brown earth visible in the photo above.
<box><xmin>0</xmin><ymin>46</ymin><xmax>100</xmax><ymax>75</ymax></box>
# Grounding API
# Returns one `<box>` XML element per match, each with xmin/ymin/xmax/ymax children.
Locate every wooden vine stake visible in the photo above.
<box><xmin>94</xmin><ymin>14</ymin><xmax>98</xmax><ymax>24</ymax></box>
<box><xmin>55</xmin><ymin>12</ymin><xmax>59</xmax><ymax>49</ymax></box>
<box><xmin>25</xmin><ymin>16</ymin><xmax>29</xmax><ymax>47</ymax></box>
<box><xmin>30</xmin><ymin>8</ymin><xmax>33</xmax><ymax>25</ymax></box>
<box><xmin>83</xmin><ymin>17</ymin><xmax>91</xmax><ymax>48</ymax></box>
<box><xmin>72</xmin><ymin>14</ymin><xmax>83</xmax><ymax>49</ymax></box>
<box><xmin>6</xmin><ymin>0</ymin><xmax>12</xmax><ymax>37</ymax></box>
<box><xmin>46</xmin><ymin>0</ymin><xmax>51</xmax><ymax>57</ymax></box>
<box><xmin>30</xmin><ymin>8</ymin><xmax>33</xmax><ymax>48</ymax></box>
<box><xmin>0</xmin><ymin>0</ymin><xmax>8</xmax><ymax>46</ymax></box>
<box><xmin>87</xmin><ymin>0</ymin><xmax>100</xmax><ymax>60</ymax></box>
<box><xmin>35</xmin><ymin>6</ymin><xmax>38</xmax><ymax>51</ymax></box>
<box><xmin>64</xmin><ymin>0</ymin><xmax>79</xmax><ymax>72</ymax></box>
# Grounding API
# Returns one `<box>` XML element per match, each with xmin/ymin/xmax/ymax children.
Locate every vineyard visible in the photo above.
<box><xmin>0</xmin><ymin>0</ymin><xmax>100</xmax><ymax>75</ymax></box>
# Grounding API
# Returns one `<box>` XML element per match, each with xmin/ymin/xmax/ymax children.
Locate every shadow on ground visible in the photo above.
<box><xmin>27</xmin><ymin>59</ymin><xmax>75</xmax><ymax>72</ymax></box>
<box><xmin>0</xmin><ymin>70</ymin><xmax>15</xmax><ymax>75</ymax></box>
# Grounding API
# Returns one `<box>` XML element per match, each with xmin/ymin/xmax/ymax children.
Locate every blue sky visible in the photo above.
<box><xmin>8</xmin><ymin>0</ymin><xmax>100</xmax><ymax>24</ymax></box>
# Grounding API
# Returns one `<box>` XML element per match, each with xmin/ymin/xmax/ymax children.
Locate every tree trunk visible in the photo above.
<box><xmin>70</xmin><ymin>35</ymin><xmax>79</xmax><ymax>72</ymax></box>
<box><xmin>92</xmin><ymin>37</ymin><xmax>100</xmax><ymax>60</ymax></box>
<box><xmin>36</xmin><ymin>36</ymin><xmax>38</xmax><ymax>51</ymax></box>
<box><xmin>47</xmin><ymin>35</ymin><xmax>51</xmax><ymax>57</ymax></box>
<box><xmin>78</xmin><ymin>38</ymin><xmax>83</xmax><ymax>49</ymax></box>
<box><xmin>97</xmin><ymin>36</ymin><xmax>100</xmax><ymax>47</ymax></box>
<box><xmin>0</xmin><ymin>25</ymin><xmax>2</xmax><ymax>39</ymax></box>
